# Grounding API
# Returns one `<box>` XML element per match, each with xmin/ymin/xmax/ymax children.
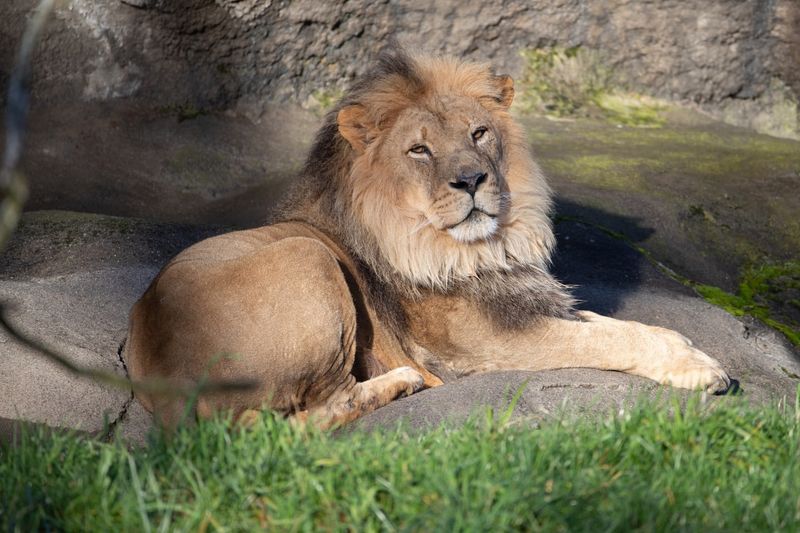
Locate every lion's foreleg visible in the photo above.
<box><xmin>481</xmin><ymin>311</ymin><xmax>730</xmax><ymax>393</ymax></box>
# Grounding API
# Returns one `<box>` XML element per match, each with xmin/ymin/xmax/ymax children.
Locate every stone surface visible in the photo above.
<box><xmin>15</xmin><ymin>104</ymin><xmax>316</xmax><ymax>226</ymax></box>
<box><xmin>0</xmin><ymin>1</ymin><xmax>798</xmax><ymax>135</ymax></box>
<box><xmin>0</xmin><ymin>24</ymin><xmax>798</xmax><ymax>439</ymax></box>
<box><xmin>527</xmin><ymin>114</ymin><xmax>800</xmax><ymax>292</ymax></box>
<box><xmin>0</xmin><ymin>268</ymin><xmax>141</xmax><ymax>434</ymax></box>
<box><xmin>11</xmin><ymin>102</ymin><xmax>799</xmax><ymax>294</ymax></box>
<box><xmin>1</xmin><ymin>209</ymin><xmax>798</xmax><ymax>445</ymax></box>
<box><xmin>0</xmin><ymin>211</ymin><xmax>219</xmax><ymax>444</ymax></box>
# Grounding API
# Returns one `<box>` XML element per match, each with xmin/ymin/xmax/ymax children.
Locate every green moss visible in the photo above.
<box><xmin>545</xmin><ymin>155</ymin><xmax>655</xmax><ymax>190</ymax></box>
<box><xmin>669</xmin><ymin>262</ymin><xmax>800</xmax><ymax>347</ymax></box>
<box><xmin>694</xmin><ymin>285</ymin><xmax>749</xmax><ymax>316</ymax></box>
<box><xmin>593</xmin><ymin>93</ymin><xmax>666</xmax><ymax>127</ymax></box>
<box><xmin>517</xmin><ymin>46</ymin><xmax>666</xmax><ymax>127</ymax></box>
<box><xmin>529</xmin><ymin>116</ymin><xmax>800</xmax><ymax>259</ymax></box>
<box><xmin>156</xmin><ymin>103</ymin><xmax>207</xmax><ymax>122</ymax></box>
<box><xmin>313</xmin><ymin>89</ymin><xmax>343</xmax><ymax>110</ymax></box>
<box><xmin>306</xmin><ymin>88</ymin><xmax>344</xmax><ymax>116</ymax></box>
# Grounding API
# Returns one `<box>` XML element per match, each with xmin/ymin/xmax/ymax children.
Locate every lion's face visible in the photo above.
<box><xmin>330</xmin><ymin>54</ymin><xmax>555</xmax><ymax>289</ymax></box>
<box><xmin>378</xmin><ymin>95</ymin><xmax>510</xmax><ymax>243</ymax></box>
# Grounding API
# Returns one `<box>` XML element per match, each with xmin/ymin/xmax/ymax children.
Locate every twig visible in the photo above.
<box><xmin>0</xmin><ymin>307</ymin><xmax>257</xmax><ymax>397</ymax></box>
<box><xmin>0</xmin><ymin>0</ymin><xmax>54</xmax><ymax>250</ymax></box>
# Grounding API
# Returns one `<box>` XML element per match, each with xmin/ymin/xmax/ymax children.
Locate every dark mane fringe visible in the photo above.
<box><xmin>277</xmin><ymin>49</ymin><xmax>423</xmax><ymax>223</ymax></box>
<box><xmin>345</xmin><ymin>48</ymin><xmax>425</xmax><ymax>103</ymax></box>
<box><xmin>459</xmin><ymin>267</ymin><xmax>576</xmax><ymax>329</ymax></box>
<box><xmin>275</xmin><ymin>51</ymin><xmax>575</xmax><ymax>332</ymax></box>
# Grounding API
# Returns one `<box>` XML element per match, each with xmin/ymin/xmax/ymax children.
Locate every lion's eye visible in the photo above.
<box><xmin>408</xmin><ymin>145</ymin><xmax>431</xmax><ymax>156</ymax></box>
<box><xmin>472</xmin><ymin>127</ymin><xmax>488</xmax><ymax>141</ymax></box>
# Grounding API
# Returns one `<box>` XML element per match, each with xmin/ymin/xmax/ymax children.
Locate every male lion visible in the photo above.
<box><xmin>125</xmin><ymin>52</ymin><xmax>730</xmax><ymax>428</ymax></box>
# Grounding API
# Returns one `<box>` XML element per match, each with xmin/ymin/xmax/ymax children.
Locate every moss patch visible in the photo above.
<box><xmin>517</xmin><ymin>46</ymin><xmax>666</xmax><ymax>127</ymax></box>
<box><xmin>526</xmin><ymin>116</ymin><xmax>800</xmax><ymax>280</ymax></box>
<box><xmin>695</xmin><ymin>261</ymin><xmax>800</xmax><ymax>346</ymax></box>
<box><xmin>156</xmin><ymin>103</ymin><xmax>207</xmax><ymax>122</ymax></box>
<box><xmin>593</xmin><ymin>93</ymin><xmax>666</xmax><ymax>128</ymax></box>
<box><xmin>544</xmin><ymin>155</ymin><xmax>656</xmax><ymax>191</ymax></box>
<box><xmin>304</xmin><ymin>88</ymin><xmax>344</xmax><ymax>116</ymax></box>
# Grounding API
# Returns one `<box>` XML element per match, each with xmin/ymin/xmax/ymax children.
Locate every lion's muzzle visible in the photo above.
<box><xmin>449</xmin><ymin>170</ymin><xmax>487</xmax><ymax>196</ymax></box>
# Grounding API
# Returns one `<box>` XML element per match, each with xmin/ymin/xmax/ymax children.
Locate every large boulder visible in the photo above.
<box><xmin>0</xmin><ymin>211</ymin><xmax>218</xmax><ymax>444</ymax></box>
<box><xmin>1</xmin><ymin>209</ymin><xmax>798</xmax><ymax>445</ymax></box>
<box><xmin>0</xmin><ymin>1</ymin><xmax>798</xmax><ymax>134</ymax></box>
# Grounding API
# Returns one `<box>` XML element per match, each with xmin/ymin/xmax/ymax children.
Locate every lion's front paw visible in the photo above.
<box><xmin>576</xmin><ymin>311</ymin><xmax>731</xmax><ymax>394</ymax></box>
<box><xmin>646</xmin><ymin>326</ymin><xmax>731</xmax><ymax>394</ymax></box>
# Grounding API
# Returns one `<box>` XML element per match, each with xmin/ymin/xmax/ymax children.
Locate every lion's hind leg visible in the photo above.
<box><xmin>289</xmin><ymin>366</ymin><xmax>425</xmax><ymax>429</ymax></box>
<box><xmin>173</xmin><ymin>234</ymin><xmax>426</xmax><ymax>430</ymax></box>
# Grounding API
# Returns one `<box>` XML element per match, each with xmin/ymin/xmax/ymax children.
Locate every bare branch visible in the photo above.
<box><xmin>1</xmin><ymin>0</ymin><xmax>54</xmax><ymax>189</ymax></box>
<box><xmin>0</xmin><ymin>307</ymin><xmax>258</xmax><ymax>397</ymax></box>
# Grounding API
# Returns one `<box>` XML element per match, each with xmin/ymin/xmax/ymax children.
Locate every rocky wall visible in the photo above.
<box><xmin>0</xmin><ymin>0</ymin><xmax>798</xmax><ymax>132</ymax></box>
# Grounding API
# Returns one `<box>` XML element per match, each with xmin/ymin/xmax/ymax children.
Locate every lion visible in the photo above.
<box><xmin>125</xmin><ymin>51</ymin><xmax>730</xmax><ymax>428</ymax></box>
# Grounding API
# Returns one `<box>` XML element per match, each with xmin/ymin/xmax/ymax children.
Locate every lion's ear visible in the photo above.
<box><xmin>338</xmin><ymin>104</ymin><xmax>376</xmax><ymax>153</ymax></box>
<box><xmin>493</xmin><ymin>75</ymin><xmax>515</xmax><ymax>109</ymax></box>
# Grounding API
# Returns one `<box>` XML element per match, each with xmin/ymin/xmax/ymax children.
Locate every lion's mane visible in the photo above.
<box><xmin>277</xmin><ymin>51</ymin><xmax>574</xmax><ymax>330</ymax></box>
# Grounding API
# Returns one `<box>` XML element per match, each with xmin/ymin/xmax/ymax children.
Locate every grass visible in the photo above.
<box><xmin>3</xmin><ymin>393</ymin><xmax>800</xmax><ymax>531</ymax></box>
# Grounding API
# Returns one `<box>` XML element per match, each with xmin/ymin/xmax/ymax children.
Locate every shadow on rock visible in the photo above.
<box><xmin>552</xmin><ymin>197</ymin><xmax>670</xmax><ymax>316</ymax></box>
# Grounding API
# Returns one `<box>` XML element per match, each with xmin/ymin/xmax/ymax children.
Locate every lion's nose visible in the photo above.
<box><xmin>449</xmin><ymin>171</ymin><xmax>487</xmax><ymax>196</ymax></box>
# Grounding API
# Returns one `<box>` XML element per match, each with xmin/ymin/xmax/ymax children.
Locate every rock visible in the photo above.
<box><xmin>1</xmin><ymin>209</ymin><xmax>797</xmax><ymax>443</ymax></box>
<box><xmin>0</xmin><ymin>1</ymin><xmax>797</xmax><ymax>135</ymax></box>
<box><xmin>0</xmin><ymin>211</ymin><xmax>221</xmax><ymax>445</ymax></box>
<box><xmin>553</xmin><ymin>218</ymin><xmax>800</xmax><ymax>407</ymax></box>
<box><xmin>526</xmin><ymin>114</ymin><xmax>800</xmax><ymax>295</ymax></box>
<box><xmin>16</xmin><ymin>104</ymin><xmax>315</xmax><ymax>226</ymax></box>
<box><xmin>2</xmin><ymin>0</ymin><xmax>799</xmax><ymax>446</ymax></box>
<box><xmin>120</xmin><ymin>0</ymin><xmax>155</xmax><ymax>8</ymax></box>
<box><xmin>16</xmin><ymin>102</ymin><xmax>800</xmax><ymax>295</ymax></box>
<box><xmin>0</xmin><ymin>268</ymin><xmax>141</xmax><ymax>435</ymax></box>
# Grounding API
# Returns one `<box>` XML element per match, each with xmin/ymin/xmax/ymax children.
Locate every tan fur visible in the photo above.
<box><xmin>342</xmin><ymin>57</ymin><xmax>555</xmax><ymax>290</ymax></box>
<box><xmin>125</xmin><ymin>53</ymin><xmax>729</xmax><ymax>429</ymax></box>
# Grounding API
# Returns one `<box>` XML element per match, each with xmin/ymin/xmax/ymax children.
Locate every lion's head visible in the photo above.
<box><xmin>287</xmin><ymin>52</ymin><xmax>557</xmax><ymax>293</ymax></box>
